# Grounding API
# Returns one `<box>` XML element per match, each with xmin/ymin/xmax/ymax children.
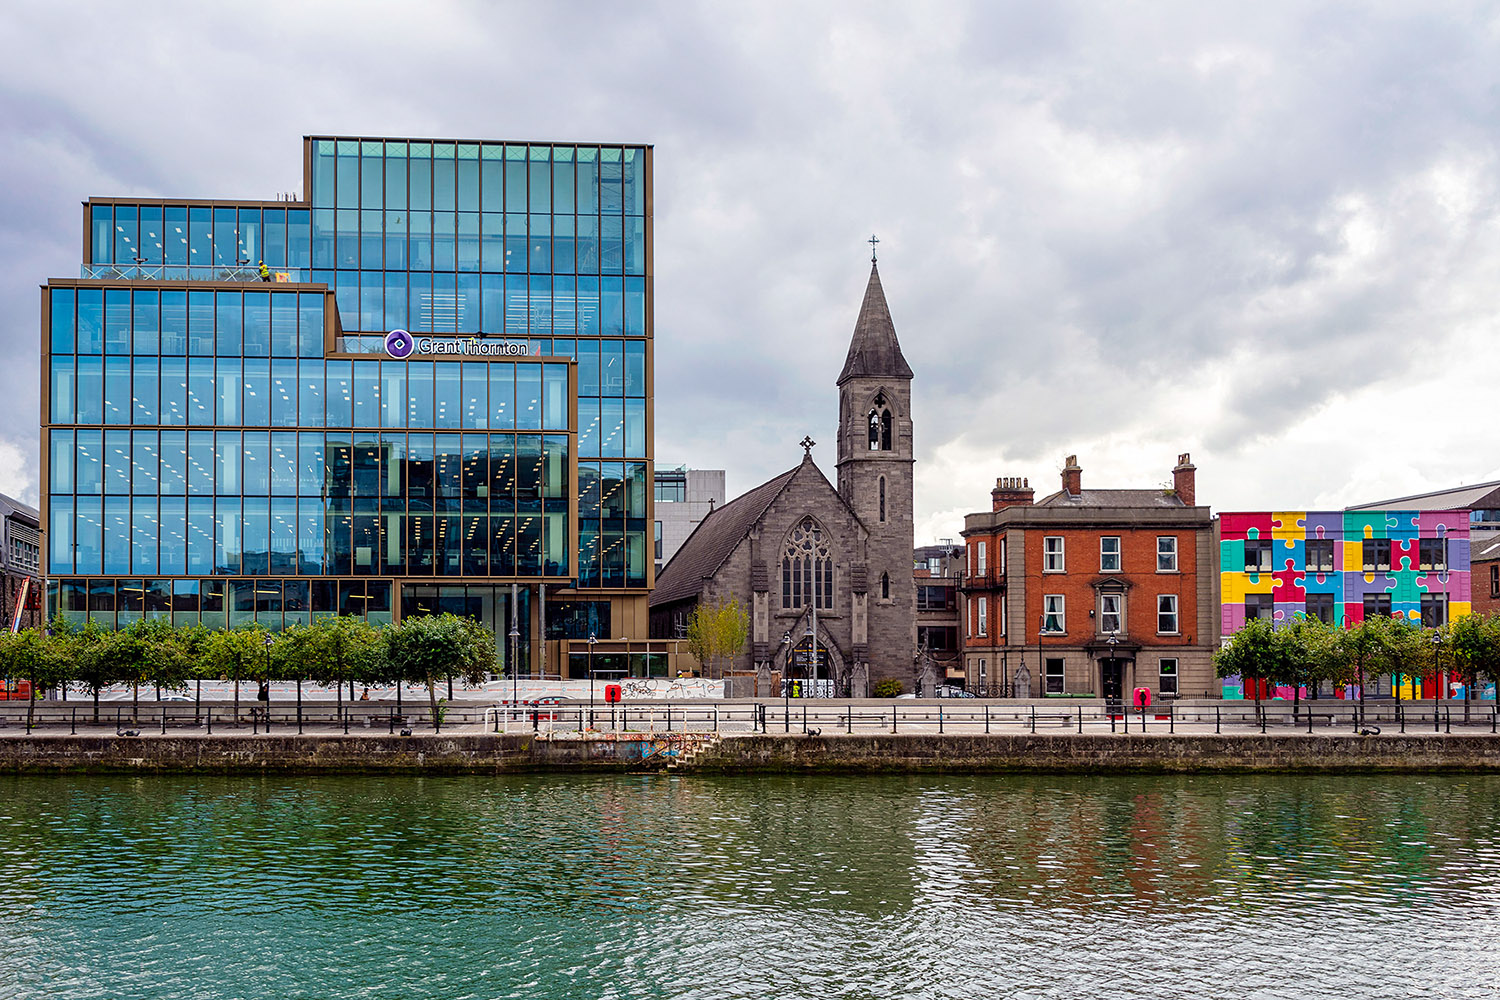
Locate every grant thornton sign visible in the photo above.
<box><xmin>383</xmin><ymin>330</ymin><xmax>538</xmax><ymax>359</ymax></box>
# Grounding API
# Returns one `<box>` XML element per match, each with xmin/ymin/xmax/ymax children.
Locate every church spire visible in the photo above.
<box><xmin>837</xmin><ymin>260</ymin><xmax>913</xmax><ymax>386</ymax></box>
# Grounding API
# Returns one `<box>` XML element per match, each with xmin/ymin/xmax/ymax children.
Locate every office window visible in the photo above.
<box><xmin>1363</xmin><ymin>593</ymin><xmax>1392</xmax><ymax>619</ymax></box>
<box><xmin>1305</xmin><ymin>592</ymin><xmax>1335</xmax><ymax>624</ymax></box>
<box><xmin>1043</xmin><ymin>536</ymin><xmax>1064</xmax><ymax>572</ymax></box>
<box><xmin>1419</xmin><ymin>538</ymin><xmax>1447</xmax><ymax>572</ymax></box>
<box><xmin>1420</xmin><ymin>593</ymin><xmax>1447</xmax><ymax>628</ymax></box>
<box><xmin>1157</xmin><ymin>536</ymin><xmax>1178</xmax><ymax>572</ymax></box>
<box><xmin>1100</xmin><ymin>593</ymin><xmax>1122</xmax><ymax>634</ymax></box>
<box><xmin>1362</xmin><ymin>539</ymin><xmax>1392</xmax><ymax>573</ymax></box>
<box><xmin>918</xmin><ymin>626</ymin><xmax>958</xmax><ymax>652</ymax></box>
<box><xmin>917</xmin><ymin>585</ymin><xmax>955</xmax><ymax>612</ymax></box>
<box><xmin>653</xmin><ymin>520</ymin><xmax>662</xmax><ymax>560</ymax></box>
<box><xmin>1306</xmin><ymin>539</ymin><xmax>1335</xmax><ymax>573</ymax></box>
<box><xmin>1042</xmin><ymin>594</ymin><xmax>1064</xmax><ymax>634</ymax></box>
<box><xmin>1159</xmin><ymin>658</ymin><xmax>1179</xmax><ymax>696</ymax></box>
<box><xmin>976</xmin><ymin>540</ymin><xmax>986</xmax><ymax>576</ymax></box>
<box><xmin>1044</xmin><ymin>657</ymin><xmax>1064</xmax><ymax>695</ymax></box>
<box><xmin>1157</xmin><ymin>594</ymin><xmax>1179</xmax><ymax>634</ymax></box>
<box><xmin>1245</xmin><ymin>594</ymin><xmax>1273</xmax><ymax>621</ymax></box>
<box><xmin>976</xmin><ymin>596</ymin><xmax>987</xmax><ymax>636</ymax></box>
<box><xmin>1244</xmin><ymin>539</ymin><xmax>1273</xmax><ymax>573</ymax></box>
<box><xmin>1100</xmin><ymin>536</ymin><xmax>1120</xmax><ymax>572</ymax></box>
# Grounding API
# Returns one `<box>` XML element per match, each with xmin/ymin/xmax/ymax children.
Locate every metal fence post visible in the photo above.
<box><xmin>1077</xmin><ymin>705</ymin><xmax>1083</xmax><ymax>734</ymax></box>
<box><xmin>161</xmin><ymin>706</ymin><xmax>167</xmax><ymax>735</ymax></box>
<box><xmin>1030</xmin><ymin>704</ymin><xmax>1036</xmax><ymax>734</ymax></box>
<box><xmin>1446</xmin><ymin>706</ymin><xmax>1452</xmax><ymax>734</ymax></box>
<box><xmin>892</xmin><ymin>704</ymin><xmax>897</xmax><ymax>734</ymax></box>
<box><xmin>984</xmin><ymin>704</ymin><xmax>990</xmax><ymax>734</ymax></box>
<box><xmin>71</xmin><ymin>708</ymin><xmax>76</xmax><ymax>735</ymax></box>
<box><xmin>1215</xmin><ymin>705</ymin><xmax>1220</xmax><ymax>734</ymax></box>
<box><xmin>206</xmin><ymin>711</ymin><xmax>212</xmax><ymax>735</ymax></box>
<box><xmin>938</xmin><ymin>706</ymin><xmax>944</xmax><ymax>735</ymax></box>
<box><xmin>847</xmin><ymin>705</ymin><xmax>852</xmax><ymax>734</ymax></box>
<box><xmin>1169</xmin><ymin>704</ymin><xmax>1174</xmax><ymax>735</ymax></box>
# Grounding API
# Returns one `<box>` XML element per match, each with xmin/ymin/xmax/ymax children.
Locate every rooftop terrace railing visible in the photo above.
<box><xmin>80</xmin><ymin>264</ymin><xmax>306</xmax><ymax>283</ymax></box>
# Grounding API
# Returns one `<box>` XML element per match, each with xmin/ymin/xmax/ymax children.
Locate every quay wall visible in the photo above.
<box><xmin>4</xmin><ymin>733</ymin><xmax>1500</xmax><ymax>774</ymax></box>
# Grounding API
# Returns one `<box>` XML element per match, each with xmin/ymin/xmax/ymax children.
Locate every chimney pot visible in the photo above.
<box><xmin>1061</xmin><ymin>455</ymin><xmax>1082</xmax><ymax>498</ymax></box>
<box><xmin>991</xmin><ymin>474</ymin><xmax>1036</xmax><ymax>511</ymax></box>
<box><xmin>1172</xmin><ymin>452</ymin><xmax>1197</xmax><ymax>507</ymax></box>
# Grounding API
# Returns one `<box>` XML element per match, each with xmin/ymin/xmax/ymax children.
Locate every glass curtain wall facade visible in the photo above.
<box><xmin>44</xmin><ymin>135</ymin><xmax>654</xmax><ymax>676</ymax></box>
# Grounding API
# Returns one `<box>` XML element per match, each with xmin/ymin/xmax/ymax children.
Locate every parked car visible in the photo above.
<box><xmin>935</xmin><ymin>685</ymin><xmax>975</xmax><ymax>698</ymax></box>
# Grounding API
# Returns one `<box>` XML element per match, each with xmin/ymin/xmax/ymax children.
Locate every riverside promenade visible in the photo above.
<box><xmin>3</xmin><ymin>697</ymin><xmax>1500</xmax><ymax>775</ymax></box>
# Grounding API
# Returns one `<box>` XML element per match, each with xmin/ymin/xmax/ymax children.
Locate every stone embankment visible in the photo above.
<box><xmin>3</xmin><ymin>732</ymin><xmax>1500</xmax><ymax>774</ymax></box>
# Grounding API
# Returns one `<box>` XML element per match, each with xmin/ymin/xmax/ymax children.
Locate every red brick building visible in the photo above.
<box><xmin>1472</xmin><ymin>532</ymin><xmax>1500</xmax><ymax>618</ymax></box>
<box><xmin>959</xmin><ymin>454</ymin><xmax>1218</xmax><ymax>701</ymax></box>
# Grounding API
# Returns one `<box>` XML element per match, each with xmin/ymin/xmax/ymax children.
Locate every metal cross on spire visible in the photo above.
<box><xmin>868</xmin><ymin>234</ymin><xmax>879</xmax><ymax>263</ymax></box>
<box><xmin>800</xmin><ymin>435</ymin><xmax>816</xmax><ymax>455</ymax></box>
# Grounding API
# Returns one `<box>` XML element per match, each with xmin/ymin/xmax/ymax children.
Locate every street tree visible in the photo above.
<box><xmin>685</xmin><ymin>597</ymin><xmax>750</xmax><ymax>679</ymax></box>
<box><xmin>382</xmin><ymin>614</ymin><xmax>495</xmax><ymax>729</ymax></box>
<box><xmin>0</xmin><ymin>628</ymin><xmax>70</xmax><ymax>733</ymax></box>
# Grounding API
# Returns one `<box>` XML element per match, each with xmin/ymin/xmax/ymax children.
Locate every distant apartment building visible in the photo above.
<box><xmin>961</xmin><ymin>455</ymin><xmax>1217</xmax><ymax>703</ymax></box>
<box><xmin>0</xmin><ymin>494</ymin><xmax>42</xmax><ymax>631</ymax></box>
<box><xmin>653</xmin><ymin>466</ymin><xmax>725</xmax><ymax>574</ymax></box>
<box><xmin>914</xmin><ymin>542</ymin><xmax>963</xmax><ymax>690</ymax></box>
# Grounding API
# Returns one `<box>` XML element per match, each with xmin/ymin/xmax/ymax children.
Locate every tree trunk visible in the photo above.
<box><xmin>26</xmin><ymin>668</ymin><xmax>36</xmax><ymax>734</ymax></box>
<box><xmin>132</xmin><ymin>682</ymin><xmax>139</xmax><ymax>725</ymax></box>
<box><xmin>1293</xmin><ymin>681</ymin><xmax>1301</xmax><ymax>726</ymax></box>
<box><xmin>93</xmin><ymin>686</ymin><xmax>100</xmax><ymax>724</ymax></box>
<box><xmin>427</xmin><ymin>676</ymin><xmax>440</xmax><ymax>732</ymax></box>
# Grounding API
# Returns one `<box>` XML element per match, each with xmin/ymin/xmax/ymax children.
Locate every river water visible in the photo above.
<box><xmin>1</xmin><ymin>773</ymin><xmax>1497</xmax><ymax>999</ymax></box>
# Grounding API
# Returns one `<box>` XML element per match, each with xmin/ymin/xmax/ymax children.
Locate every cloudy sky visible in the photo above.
<box><xmin>3</xmin><ymin>1</ymin><xmax>1498</xmax><ymax>543</ymax></box>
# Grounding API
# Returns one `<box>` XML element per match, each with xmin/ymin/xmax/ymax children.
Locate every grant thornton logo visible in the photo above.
<box><xmin>384</xmin><ymin>329</ymin><xmax>415</xmax><ymax>358</ymax></box>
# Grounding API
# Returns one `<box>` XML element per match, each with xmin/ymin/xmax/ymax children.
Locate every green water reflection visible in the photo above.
<box><xmin>2</xmin><ymin>773</ymin><xmax>1498</xmax><ymax>999</ymax></box>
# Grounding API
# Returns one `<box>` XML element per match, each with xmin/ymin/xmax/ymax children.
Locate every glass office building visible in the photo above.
<box><xmin>42</xmin><ymin>135</ymin><xmax>655</xmax><ymax>675</ymax></box>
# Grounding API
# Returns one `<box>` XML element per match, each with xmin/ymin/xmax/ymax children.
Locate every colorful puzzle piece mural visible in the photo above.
<box><xmin>1219</xmin><ymin>509</ymin><xmax>1474</xmax><ymax>699</ymax></box>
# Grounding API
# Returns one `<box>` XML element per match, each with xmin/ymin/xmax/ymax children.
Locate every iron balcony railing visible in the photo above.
<box><xmin>80</xmin><ymin>264</ymin><xmax>307</xmax><ymax>283</ymax></box>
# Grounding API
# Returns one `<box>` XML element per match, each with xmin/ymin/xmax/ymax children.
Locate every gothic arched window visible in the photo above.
<box><xmin>880</xmin><ymin>571</ymin><xmax>890</xmax><ymax>600</ymax></box>
<box><xmin>879</xmin><ymin>476</ymin><xmax>887</xmax><ymax>522</ymax></box>
<box><xmin>867</xmin><ymin>393</ymin><xmax>893</xmax><ymax>451</ymax></box>
<box><xmin>782</xmin><ymin>517</ymin><xmax>834</xmax><ymax>611</ymax></box>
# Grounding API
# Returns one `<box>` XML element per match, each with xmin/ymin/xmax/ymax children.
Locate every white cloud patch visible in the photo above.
<box><xmin>2</xmin><ymin>1</ymin><xmax>1498</xmax><ymax>541</ymax></box>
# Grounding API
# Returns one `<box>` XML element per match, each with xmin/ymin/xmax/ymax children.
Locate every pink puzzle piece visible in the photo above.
<box><xmin>1274</xmin><ymin>566</ymin><xmax>1307</xmax><ymax>602</ymax></box>
<box><xmin>1220</xmin><ymin>512</ymin><xmax>1273</xmax><ymax>541</ymax></box>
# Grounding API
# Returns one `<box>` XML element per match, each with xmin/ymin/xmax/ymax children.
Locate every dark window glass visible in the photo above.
<box><xmin>1244</xmin><ymin>539</ymin><xmax>1274</xmax><ymax>573</ymax></box>
<box><xmin>1305</xmin><ymin>592</ymin><xmax>1335</xmax><ymax>624</ymax></box>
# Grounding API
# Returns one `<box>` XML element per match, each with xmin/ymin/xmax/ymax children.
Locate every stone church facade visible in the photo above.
<box><xmin>650</xmin><ymin>263</ymin><xmax>918</xmax><ymax>696</ymax></box>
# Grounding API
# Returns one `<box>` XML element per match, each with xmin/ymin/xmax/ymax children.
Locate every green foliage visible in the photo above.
<box><xmin>1442</xmin><ymin>612</ymin><xmax>1500</xmax><ymax>692</ymax></box>
<box><xmin>685</xmin><ymin>597</ymin><xmax>750</xmax><ymax>678</ymax></box>
<box><xmin>873</xmin><ymin>678</ymin><xmax>904</xmax><ymax>699</ymax></box>
<box><xmin>382</xmin><ymin>613</ymin><xmax>496</xmax><ymax>727</ymax></box>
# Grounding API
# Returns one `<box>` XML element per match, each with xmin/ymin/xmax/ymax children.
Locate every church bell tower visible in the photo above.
<box><xmin>836</xmin><ymin>252</ymin><xmax>915</xmax><ymax>684</ymax></box>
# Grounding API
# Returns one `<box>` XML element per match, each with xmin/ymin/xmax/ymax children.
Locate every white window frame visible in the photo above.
<box><xmin>1044</xmin><ymin>536</ymin><xmax>1065</xmax><ymax>572</ymax></box>
<box><xmin>999</xmin><ymin>539</ymin><xmax>1006</xmax><ymax>574</ymax></box>
<box><xmin>1042</xmin><ymin>594</ymin><xmax>1065</xmax><ymax>634</ymax></box>
<box><xmin>1044</xmin><ymin>657</ymin><xmax>1065</xmax><ymax>695</ymax></box>
<box><xmin>1159</xmin><ymin>657</ymin><xmax>1179</xmax><ymax>696</ymax></box>
<box><xmin>1157</xmin><ymin>535</ymin><xmax>1178</xmax><ymax>572</ymax></box>
<box><xmin>977</xmin><ymin>540</ymin><xmax>987</xmax><ymax>576</ymax></box>
<box><xmin>1100</xmin><ymin>593</ymin><xmax>1123</xmax><ymax>634</ymax></box>
<box><xmin>1157</xmin><ymin>594</ymin><xmax>1179</xmax><ymax>634</ymax></box>
<box><xmin>1100</xmin><ymin>536</ymin><xmax>1121</xmax><ymax>573</ymax></box>
<box><xmin>977</xmin><ymin>596</ymin><xmax>988</xmax><ymax>637</ymax></box>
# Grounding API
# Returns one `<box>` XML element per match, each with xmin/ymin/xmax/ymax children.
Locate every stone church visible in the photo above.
<box><xmin>649</xmin><ymin>261</ymin><xmax>916</xmax><ymax>695</ymax></box>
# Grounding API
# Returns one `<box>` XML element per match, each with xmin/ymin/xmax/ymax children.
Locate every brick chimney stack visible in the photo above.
<box><xmin>991</xmin><ymin>476</ymin><xmax>1035</xmax><ymax>511</ymax></box>
<box><xmin>1172</xmin><ymin>452</ymin><xmax>1196</xmax><ymax>506</ymax></box>
<box><xmin>1061</xmin><ymin>455</ymin><xmax>1082</xmax><ymax>498</ymax></box>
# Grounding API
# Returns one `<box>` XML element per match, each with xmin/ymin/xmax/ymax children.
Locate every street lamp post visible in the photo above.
<box><xmin>1431</xmin><ymin>630</ymin><xmax>1443</xmax><ymax>732</ymax></box>
<box><xmin>263</xmin><ymin>634</ymin><xmax>274</xmax><ymax>732</ymax></box>
<box><xmin>510</xmin><ymin>622</ymin><xmax>521</xmax><ymax>713</ymax></box>
<box><xmin>1107</xmin><ymin>631</ymin><xmax>1120</xmax><ymax>730</ymax></box>
<box><xmin>587</xmin><ymin>632</ymin><xmax>597</xmax><ymax>730</ymax></box>
<box><xmin>781</xmin><ymin>630</ymin><xmax>792</xmax><ymax>733</ymax></box>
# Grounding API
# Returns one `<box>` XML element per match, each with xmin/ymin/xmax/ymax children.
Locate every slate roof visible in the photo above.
<box><xmin>1035</xmin><ymin>488</ymin><xmax>1187</xmax><ymax>509</ymax></box>
<box><xmin>837</xmin><ymin>263</ymin><xmax>913</xmax><ymax>385</ymax></box>
<box><xmin>1347</xmin><ymin>479</ymin><xmax>1500</xmax><ymax>512</ymax></box>
<box><xmin>649</xmin><ymin>465</ymin><xmax>800</xmax><ymax>607</ymax></box>
<box><xmin>1472</xmin><ymin>531</ymin><xmax>1500</xmax><ymax>562</ymax></box>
